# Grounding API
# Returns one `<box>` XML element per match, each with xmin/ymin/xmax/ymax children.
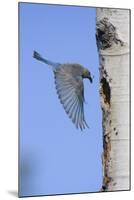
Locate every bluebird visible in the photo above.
<box><xmin>33</xmin><ymin>51</ymin><xmax>93</xmax><ymax>130</ymax></box>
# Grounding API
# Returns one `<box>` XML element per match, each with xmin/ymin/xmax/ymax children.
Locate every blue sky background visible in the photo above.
<box><xmin>19</xmin><ymin>3</ymin><xmax>103</xmax><ymax>197</ymax></box>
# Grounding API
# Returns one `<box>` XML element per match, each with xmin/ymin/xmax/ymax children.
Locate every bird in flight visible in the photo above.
<box><xmin>33</xmin><ymin>51</ymin><xmax>93</xmax><ymax>130</ymax></box>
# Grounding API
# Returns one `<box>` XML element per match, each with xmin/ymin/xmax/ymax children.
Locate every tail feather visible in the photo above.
<box><xmin>33</xmin><ymin>51</ymin><xmax>43</xmax><ymax>62</ymax></box>
<box><xmin>33</xmin><ymin>50</ymin><xmax>60</xmax><ymax>68</ymax></box>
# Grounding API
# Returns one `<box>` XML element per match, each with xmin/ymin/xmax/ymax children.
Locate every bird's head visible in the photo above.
<box><xmin>82</xmin><ymin>68</ymin><xmax>93</xmax><ymax>83</ymax></box>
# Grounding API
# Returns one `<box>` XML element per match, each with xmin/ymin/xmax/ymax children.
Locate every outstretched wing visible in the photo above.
<box><xmin>54</xmin><ymin>67</ymin><xmax>89</xmax><ymax>130</ymax></box>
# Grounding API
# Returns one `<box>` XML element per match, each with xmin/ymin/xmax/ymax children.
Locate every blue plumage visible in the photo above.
<box><xmin>33</xmin><ymin>50</ymin><xmax>93</xmax><ymax>130</ymax></box>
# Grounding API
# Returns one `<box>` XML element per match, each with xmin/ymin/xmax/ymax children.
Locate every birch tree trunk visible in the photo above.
<box><xmin>96</xmin><ymin>8</ymin><xmax>130</xmax><ymax>191</ymax></box>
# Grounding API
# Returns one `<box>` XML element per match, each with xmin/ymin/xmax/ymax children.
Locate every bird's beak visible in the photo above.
<box><xmin>89</xmin><ymin>76</ymin><xmax>93</xmax><ymax>83</ymax></box>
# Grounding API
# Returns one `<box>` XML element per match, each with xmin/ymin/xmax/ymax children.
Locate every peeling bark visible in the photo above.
<box><xmin>96</xmin><ymin>8</ymin><xmax>130</xmax><ymax>191</ymax></box>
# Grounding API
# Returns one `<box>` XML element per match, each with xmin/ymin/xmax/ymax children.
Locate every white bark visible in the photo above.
<box><xmin>96</xmin><ymin>8</ymin><xmax>130</xmax><ymax>191</ymax></box>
